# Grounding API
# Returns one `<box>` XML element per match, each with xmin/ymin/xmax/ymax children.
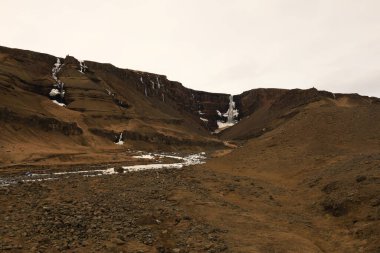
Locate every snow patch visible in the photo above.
<box><xmin>50</xmin><ymin>58</ymin><xmax>66</xmax><ymax>106</ymax></box>
<box><xmin>123</xmin><ymin>163</ymin><xmax>183</xmax><ymax>172</ymax></box>
<box><xmin>200</xmin><ymin>117</ymin><xmax>208</xmax><ymax>122</ymax></box>
<box><xmin>122</xmin><ymin>152</ymin><xmax>206</xmax><ymax>172</ymax></box>
<box><xmin>52</xmin><ymin>100</ymin><xmax>66</xmax><ymax>107</ymax></box>
<box><xmin>0</xmin><ymin>152</ymin><xmax>207</xmax><ymax>186</ymax></box>
<box><xmin>51</xmin><ymin>58</ymin><xmax>62</xmax><ymax>81</ymax></box>
<box><xmin>133</xmin><ymin>154</ymin><xmax>155</xmax><ymax>159</ymax></box>
<box><xmin>217</xmin><ymin>121</ymin><xmax>235</xmax><ymax>129</ymax></box>
<box><xmin>217</xmin><ymin>95</ymin><xmax>239</xmax><ymax>129</ymax></box>
<box><xmin>49</xmin><ymin>89</ymin><xmax>60</xmax><ymax>97</ymax></box>
<box><xmin>79</xmin><ymin>60</ymin><xmax>88</xmax><ymax>73</ymax></box>
<box><xmin>115</xmin><ymin>133</ymin><xmax>124</xmax><ymax>145</ymax></box>
<box><xmin>156</xmin><ymin>76</ymin><xmax>161</xmax><ymax>89</ymax></box>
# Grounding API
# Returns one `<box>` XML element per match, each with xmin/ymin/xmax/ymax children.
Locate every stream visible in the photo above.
<box><xmin>0</xmin><ymin>152</ymin><xmax>206</xmax><ymax>187</ymax></box>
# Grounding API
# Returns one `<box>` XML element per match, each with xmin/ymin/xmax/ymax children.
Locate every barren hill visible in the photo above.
<box><xmin>0</xmin><ymin>46</ymin><xmax>229</xmax><ymax>168</ymax></box>
<box><xmin>0</xmin><ymin>46</ymin><xmax>379</xmax><ymax>252</ymax></box>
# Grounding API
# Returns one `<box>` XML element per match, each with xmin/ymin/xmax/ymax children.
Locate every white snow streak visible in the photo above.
<box><xmin>79</xmin><ymin>60</ymin><xmax>88</xmax><ymax>73</ymax></box>
<box><xmin>115</xmin><ymin>133</ymin><xmax>124</xmax><ymax>145</ymax></box>
<box><xmin>217</xmin><ymin>95</ymin><xmax>239</xmax><ymax>129</ymax></box>
<box><xmin>132</xmin><ymin>154</ymin><xmax>155</xmax><ymax>159</ymax></box>
<box><xmin>156</xmin><ymin>76</ymin><xmax>161</xmax><ymax>89</ymax></box>
<box><xmin>0</xmin><ymin>152</ymin><xmax>207</xmax><ymax>186</ymax></box>
<box><xmin>122</xmin><ymin>153</ymin><xmax>206</xmax><ymax>172</ymax></box>
<box><xmin>216</xmin><ymin>121</ymin><xmax>235</xmax><ymax>129</ymax></box>
<box><xmin>49</xmin><ymin>89</ymin><xmax>60</xmax><ymax>97</ymax></box>
<box><xmin>50</xmin><ymin>58</ymin><xmax>66</xmax><ymax>106</ymax></box>
<box><xmin>52</xmin><ymin>100</ymin><xmax>66</xmax><ymax>107</ymax></box>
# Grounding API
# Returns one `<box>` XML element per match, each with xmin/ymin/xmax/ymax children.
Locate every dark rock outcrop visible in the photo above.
<box><xmin>0</xmin><ymin>107</ymin><xmax>83</xmax><ymax>135</ymax></box>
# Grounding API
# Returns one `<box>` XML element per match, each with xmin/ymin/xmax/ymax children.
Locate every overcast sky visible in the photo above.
<box><xmin>1</xmin><ymin>0</ymin><xmax>380</xmax><ymax>96</ymax></box>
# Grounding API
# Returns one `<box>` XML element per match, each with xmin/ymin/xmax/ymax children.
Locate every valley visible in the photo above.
<box><xmin>0</xmin><ymin>46</ymin><xmax>379</xmax><ymax>252</ymax></box>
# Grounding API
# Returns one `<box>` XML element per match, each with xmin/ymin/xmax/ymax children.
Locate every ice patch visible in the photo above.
<box><xmin>50</xmin><ymin>57</ymin><xmax>66</xmax><ymax>103</ymax></box>
<box><xmin>122</xmin><ymin>152</ymin><xmax>206</xmax><ymax>172</ymax></box>
<box><xmin>79</xmin><ymin>60</ymin><xmax>88</xmax><ymax>73</ymax></box>
<box><xmin>123</xmin><ymin>163</ymin><xmax>183</xmax><ymax>172</ymax></box>
<box><xmin>22</xmin><ymin>178</ymin><xmax>58</xmax><ymax>183</ymax></box>
<box><xmin>217</xmin><ymin>121</ymin><xmax>235</xmax><ymax>128</ymax></box>
<box><xmin>49</xmin><ymin>88</ymin><xmax>60</xmax><ymax>97</ymax></box>
<box><xmin>52</xmin><ymin>100</ymin><xmax>66</xmax><ymax>107</ymax></box>
<box><xmin>0</xmin><ymin>152</ymin><xmax>207</xmax><ymax>186</ymax></box>
<box><xmin>133</xmin><ymin>154</ymin><xmax>155</xmax><ymax>159</ymax></box>
<box><xmin>224</xmin><ymin>95</ymin><xmax>239</xmax><ymax>122</ymax></box>
<box><xmin>51</xmin><ymin>58</ymin><xmax>62</xmax><ymax>81</ymax></box>
<box><xmin>217</xmin><ymin>95</ymin><xmax>239</xmax><ymax>129</ymax></box>
<box><xmin>115</xmin><ymin>133</ymin><xmax>124</xmax><ymax>145</ymax></box>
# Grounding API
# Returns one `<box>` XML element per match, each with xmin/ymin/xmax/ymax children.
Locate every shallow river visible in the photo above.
<box><xmin>0</xmin><ymin>152</ymin><xmax>206</xmax><ymax>186</ymax></box>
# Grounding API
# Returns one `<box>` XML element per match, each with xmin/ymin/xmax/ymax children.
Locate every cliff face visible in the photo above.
<box><xmin>83</xmin><ymin>59</ymin><xmax>232</xmax><ymax>130</ymax></box>
<box><xmin>0</xmin><ymin>45</ymin><xmax>234</xmax><ymax>157</ymax></box>
<box><xmin>1</xmin><ymin>45</ymin><xmax>379</xmax><ymax>155</ymax></box>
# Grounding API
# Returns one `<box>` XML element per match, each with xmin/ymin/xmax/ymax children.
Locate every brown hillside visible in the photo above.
<box><xmin>0</xmin><ymin>46</ymin><xmax>380</xmax><ymax>252</ymax></box>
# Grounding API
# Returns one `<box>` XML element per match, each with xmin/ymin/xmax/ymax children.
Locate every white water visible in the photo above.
<box><xmin>217</xmin><ymin>95</ymin><xmax>239</xmax><ymax>129</ymax></box>
<box><xmin>79</xmin><ymin>60</ymin><xmax>87</xmax><ymax>73</ymax></box>
<box><xmin>115</xmin><ymin>133</ymin><xmax>124</xmax><ymax>145</ymax></box>
<box><xmin>50</xmin><ymin>58</ymin><xmax>66</xmax><ymax>106</ymax></box>
<box><xmin>225</xmin><ymin>95</ymin><xmax>239</xmax><ymax>124</ymax></box>
<box><xmin>0</xmin><ymin>152</ymin><xmax>206</xmax><ymax>186</ymax></box>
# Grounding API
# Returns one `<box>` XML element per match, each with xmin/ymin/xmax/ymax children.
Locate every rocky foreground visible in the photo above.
<box><xmin>0</xmin><ymin>168</ymin><xmax>230</xmax><ymax>253</ymax></box>
<box><xmin>1</xmin><ymin>147</ymin><xmax>379</xmax><ymax>253</ymax></box>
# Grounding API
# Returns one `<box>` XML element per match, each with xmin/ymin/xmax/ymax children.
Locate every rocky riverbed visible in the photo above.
<box><xmin>0</xmin><ymin>168</ymin><xmax>228</xmax><ymax>253</ymax></box>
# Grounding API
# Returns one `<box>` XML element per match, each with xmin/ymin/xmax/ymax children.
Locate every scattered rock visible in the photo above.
<box><xmin>356</xmin><ymin>175</ymin><xmax>367</xmax><ymax>183</ymax></box>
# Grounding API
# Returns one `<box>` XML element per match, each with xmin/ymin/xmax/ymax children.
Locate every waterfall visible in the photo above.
<box><xmin>226</xmin><ymin>95</ymin><xmax>235</xmax><ymax>123</ymax></box>
<box><xmin>115</xmin><ymin>132</ymin><xmax>124</xmax><ymax>145</ymax></box>
<box><xmin>216</xmin><ymin>95</ymin><xmax>239</xmax><ymax>129</ymax></box>
<box><xmin>50</xmin><ymin>58</ymin><xmax>66</xmax><ymax>106</ymax></box>
<box><xmin>79</xmin><ymin>60</ymin><xmax>88</xmax><ymax>73</ymax></box>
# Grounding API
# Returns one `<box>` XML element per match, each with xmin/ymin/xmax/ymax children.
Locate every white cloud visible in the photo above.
<box><xmin>1</xmin><ymin>0</ymin><xmax>379</xmax><ymax>97</ymax></box>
